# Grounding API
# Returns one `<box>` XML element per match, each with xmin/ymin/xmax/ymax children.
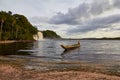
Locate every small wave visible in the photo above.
<box><xmin>18</xmin><ymin>50</ymin><xmax>38</xmax><ymax>52</ymax></box>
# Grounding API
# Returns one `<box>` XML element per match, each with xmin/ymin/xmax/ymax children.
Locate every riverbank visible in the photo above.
<box><xmin>0</xmin><ymin>40</ymin><xmax>35</xmax><ymax>44</ymax></box>
<box><xmin>0</xmin><ymin>40</ymin><xmax>16</xmax><ymax>44</ymax></box>
<box><xmin>0</xmin><ymin>58</ymin><xmax>120</xmax><ymax>80</ymax></box>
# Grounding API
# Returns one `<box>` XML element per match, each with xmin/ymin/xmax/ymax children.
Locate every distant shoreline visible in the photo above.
<box><xmin>61</xmin><ymin>38</ymin><xmax>120</xmax><ymax>40</ymax></box>
<box><xmin>0</xmin><ymin>40</ymin><xmax>35</xmax><ymax>44</ymax></box>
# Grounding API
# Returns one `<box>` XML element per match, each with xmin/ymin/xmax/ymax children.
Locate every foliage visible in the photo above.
<box><xmin>0</xmin><ymin>11</ymin><xmax>37</xmax><ymax>40</ymax></box>
<box><xmin>42</xmin><ymin>30</ymin><xmax>61</xmax><ymax>39</ymax></box>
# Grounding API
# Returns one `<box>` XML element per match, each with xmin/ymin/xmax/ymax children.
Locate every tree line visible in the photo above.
<box><xmin>0</xmin><ymin>11</ymin><xmax>37</xmax><ymax>40</ymax></box>
<box><xmin>42</xmin><ymin>30</ymin><xmax>61</xmax><ymax>39</ymax></box>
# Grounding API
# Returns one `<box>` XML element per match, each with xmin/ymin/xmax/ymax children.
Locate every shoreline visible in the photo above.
<box><xmin>0</xmin><ymin>40</ymin><xmax>16</xmax><ymax>44</ymax></box>
<box><xmin>0</xmin><ymin>63</ymin><xmax>120</xmax><ymax>80</ymax></box>
<box><xmin>0</xmin><ymin>40</ymin><xmax>35</xmax><ymax>44</ymax></box>
<box><xmin>0</xmin><ymin>57</ymin><xmax>120</xmax><ymax>80</ymax></box>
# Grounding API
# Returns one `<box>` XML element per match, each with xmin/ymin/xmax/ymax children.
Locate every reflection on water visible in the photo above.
<box><xmin>0</xmin><ymin>42</ymin><xmax>34</xmax><ymax>55</ymax></box>
<box><xmin>0</xmin><ymin>39</ymin><xmax>120</xmax><ymax>71</ymax></box>
<box><xmin>61</xmin><ymin>48</ymin><xmax>80</xmax><ymax>56</ymax></box>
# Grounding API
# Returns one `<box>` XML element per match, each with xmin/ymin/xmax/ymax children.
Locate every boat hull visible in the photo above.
<box><xmin>61</xmin><ymin>44</ymin><xmax>80</xmax><ymax>51</ymax></box>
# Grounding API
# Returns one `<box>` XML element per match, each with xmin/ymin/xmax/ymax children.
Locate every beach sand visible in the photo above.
<box><xmin>0</xmin><ymin>64</ymin><xmax>120</xmax><ymax>80</ymax></box>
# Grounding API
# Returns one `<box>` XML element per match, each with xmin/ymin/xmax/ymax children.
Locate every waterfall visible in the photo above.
<box><xmin>33</xmin><ymin>31</ymin><xmax>43</xmax><ymax>40</ymax></box>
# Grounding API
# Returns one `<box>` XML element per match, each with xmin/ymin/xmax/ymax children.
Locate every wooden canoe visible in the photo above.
<box><xmin>61</xmin><ymin>41</ymin><xmax>80</xmax><ymax>50</ymax></box>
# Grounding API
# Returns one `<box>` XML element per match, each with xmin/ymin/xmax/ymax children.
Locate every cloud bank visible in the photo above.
<box><xmin>49</xmin><ymin>0</ymin><xmax>112</xmax><ymax>25</ymax></box>
<box><xmin>48</xmin><ymin>0</ymin><xmax>120</xmax><ymax>36</ymax></box>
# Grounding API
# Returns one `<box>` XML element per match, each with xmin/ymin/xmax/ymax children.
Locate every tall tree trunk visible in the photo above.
<box><xmin>15</xmin><ymin>26</ymin><xmax>19</xmax><ymax>39</ymax></box>
<box><xmin>14</xmin><ymin>24</ymin><xmax>19</xmax><ymax>40</ymax></box>
<box><xmin>11</xmin><ymin>20</ymin><xmax>15</xmax><ymax>39</ymax></box>
<box><xmin>0</xmin><ymin>19</ymin><xmax>4</xmax><ymax>40</ymax></box>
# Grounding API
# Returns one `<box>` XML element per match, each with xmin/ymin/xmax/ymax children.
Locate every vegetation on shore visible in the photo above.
<box><xmin>42</xmin><ymin>30</ymin><xmax>61</xmax><ymax>39</ymax></box>
<box><xmin>0</xmin><ymin>11</ymin><xmax>37</xmax><ymax>40</ymax></box>
<box><xmin>0</xmin><ymin>11</ymin><xmax>61</xmax><ymax>41</ymax></box>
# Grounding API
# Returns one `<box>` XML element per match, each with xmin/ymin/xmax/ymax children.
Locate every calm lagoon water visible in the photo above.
<box><xmin>0</xmin><ymin>39</ymin><xmax>120</xmax><ymax>71</ymax></box>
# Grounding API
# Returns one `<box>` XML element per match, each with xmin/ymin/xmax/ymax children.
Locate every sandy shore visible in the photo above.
<box><xmin>0</xmin><ymin>64</ymin><xmax>120</xmax><ymax>80</ymax></box>
<box><xmin>0</xmin><ymin>40</ymin><xmax>16</xmax><ymax>44</ymax></box>
<box><xmin>0</xmin><ymin>40</ymin><xmax>35</xmax><ymax>44</ymax></box>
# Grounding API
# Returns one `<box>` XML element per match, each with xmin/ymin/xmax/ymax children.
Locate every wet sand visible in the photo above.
<box><xmin>0</xmin><ymin>63</ymin><xmax>120</xmax><ymax>80</ymax></box>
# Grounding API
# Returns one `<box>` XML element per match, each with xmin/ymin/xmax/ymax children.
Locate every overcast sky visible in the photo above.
<box><xmin>0</xmin><ymin>0</ymin><xmax>120</xmax><ymax>38</ymax></box>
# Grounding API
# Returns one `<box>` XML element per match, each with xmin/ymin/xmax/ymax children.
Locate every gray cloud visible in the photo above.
<box><xmin>113</xmin><ymin>0</ymin><xmax>120</xmax><ymax>8</ymax></box>
<box><xmin>29</xmin><ymin>16</ymin><xmax>49</xmax><ymax>24</ymax></box>
<box><xmin>68</xmin><ymin>14</ymin><xmax>120</xmax><ymax>34</ymax></box>
<box><xmin>90</xmin><ymin>0</ymin><xmax>111</xmax><ymax>15</ymax></box>
<box><xmin>49</xmin><ymin>0</ymin><xmax>120</xmax><ymax>25</ymax></box>
<box><xmin>48</xmin><ymin>0</ymin><xmax>120</xmax><ymax>35</ymax></box>
<box><xmin>49</xmin><ymin>3</ymin><xmax>90</xmax><ymax>25</ymax></box>
<box><xmin>49</xmin><ymin>0</ymin><xmax>112</xmax><ymax>25</ymax></box>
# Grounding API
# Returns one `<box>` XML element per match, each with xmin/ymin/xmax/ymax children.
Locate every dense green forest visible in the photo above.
<box><xmin>0</xmin><ymin>11</ymin><xmax>37</xmax><ymax>40</ymax></box>
<box><xmin>42</xmin><ymin>30</ymin><xmax>61</xmax><ymax>39</ymax></box>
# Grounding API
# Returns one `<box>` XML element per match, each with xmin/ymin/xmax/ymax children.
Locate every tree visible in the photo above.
<box><xmin>0</xmin><ymin>11</ymin><xmax>38</xmax><ymax>40</ymax></box>
<box><xmin>42</xmin><ymin>30</ymin><xmax>61</xmax><ymax>39</ymax></box>
<box><xmin>0</xmin><ymin>14</ymin><xmax>6</xmax><ymax>40</ymax></box>
<box><xmin>8</xmin><ymin>11</ymin><xmax>12</xmax><ymax>15</ymax></box>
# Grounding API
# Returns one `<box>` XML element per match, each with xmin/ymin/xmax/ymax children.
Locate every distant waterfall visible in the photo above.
<box><xmin>33</xmin><ymin>32</ymin><xmax>43</xmax><ymax>40</ymax></box>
